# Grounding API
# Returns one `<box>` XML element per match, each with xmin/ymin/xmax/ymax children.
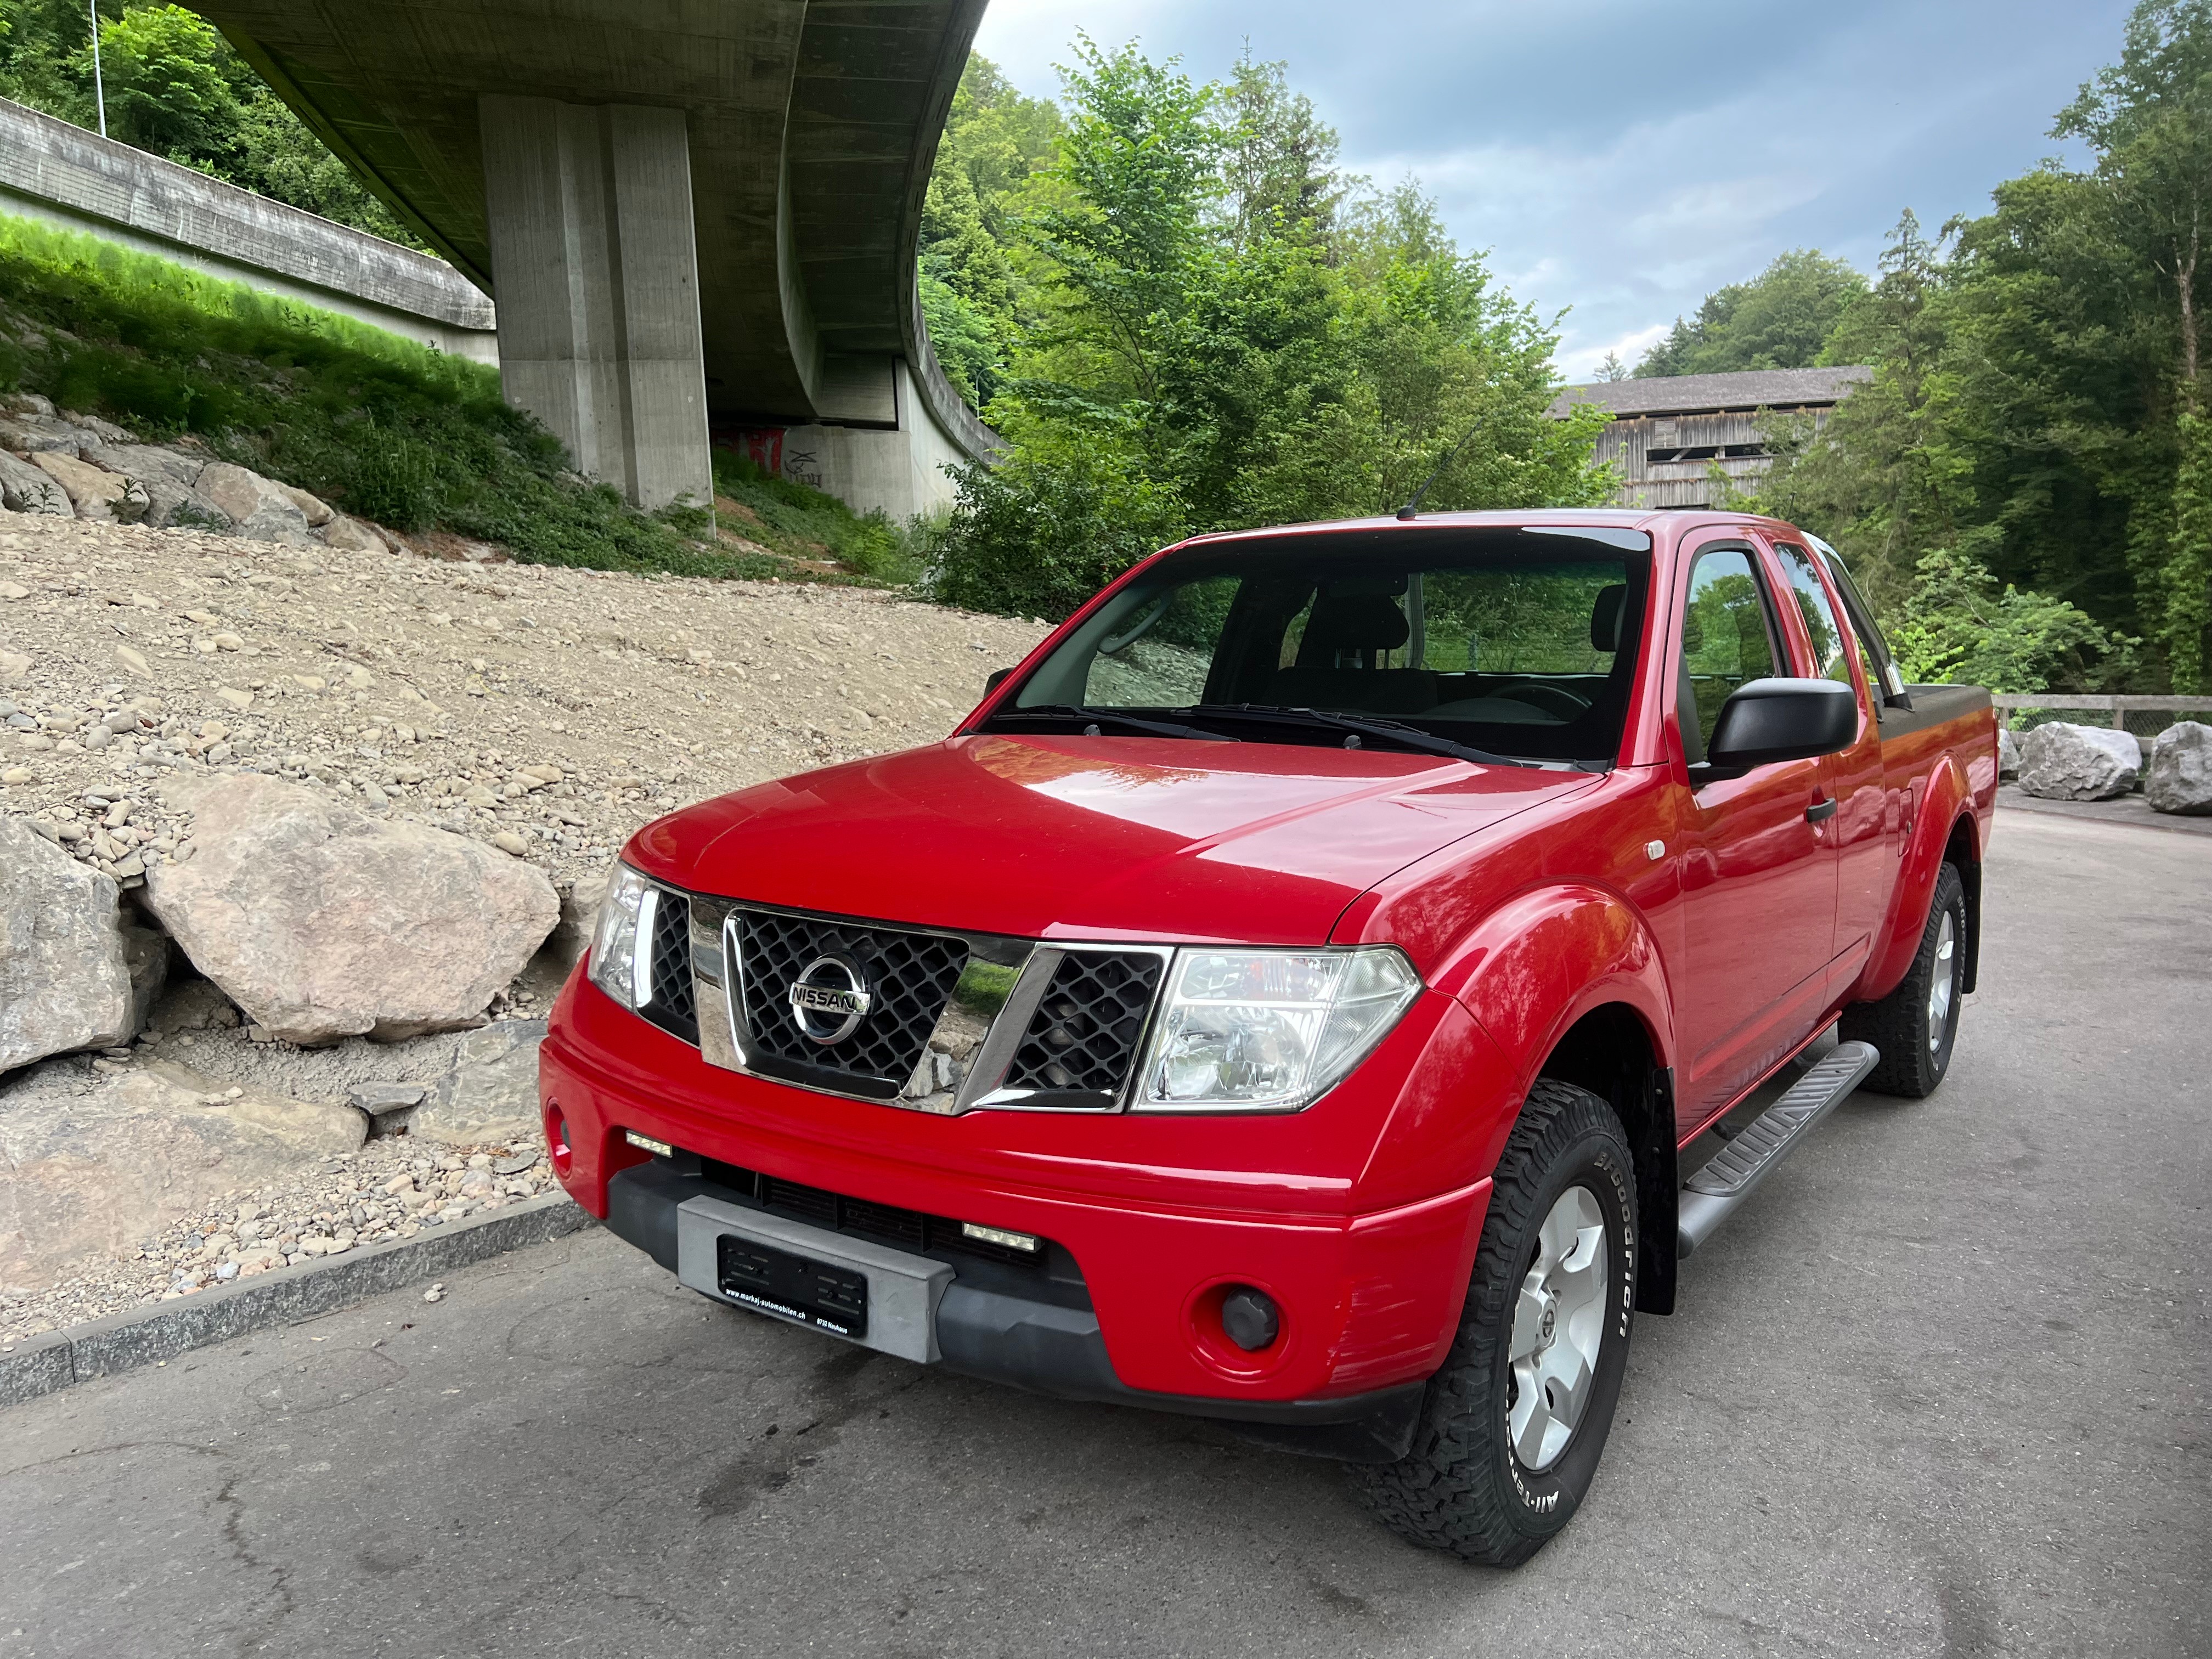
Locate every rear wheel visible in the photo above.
<box><xmin>1843</xmin><ymin>862</ymin><xmax>1967</xmax><ymax>1098</ymax></box>
<box><xmin>1353</xmin><ymin>1080</ymin><xmax>1635</xmax><ymax>1566</ymax></box>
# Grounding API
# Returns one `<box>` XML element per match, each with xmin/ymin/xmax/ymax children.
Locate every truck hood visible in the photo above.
<box><xmin>628</xmin><ymin>734</ymin><xmax>1595</xmax><ymax>945</ymax></box>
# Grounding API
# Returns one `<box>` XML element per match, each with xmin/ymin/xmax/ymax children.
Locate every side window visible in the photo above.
<box><xmin>1775</xmin><ymin>544</ymin><xmax>1853</xmax><ymax>687</ymax></box>
<box><xmin>1820</xmin><ymin>548</ymin><xmax>1908</xmax><ymax>701</ymax></box>
<box><xmin>1679</xmin><ymin>548</ymin><xmax>1782</xmax><ymax>761</ymax></box>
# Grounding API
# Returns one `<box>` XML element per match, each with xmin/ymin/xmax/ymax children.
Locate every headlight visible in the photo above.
<box><xmin>587</xmin><ymin>862</ymin><xmax>658</xmax><ymax>1011</ymax></box>
<box><xmin>1133</xmin><ymin>947</ymin><xmax>1422</xmax><ymax>1113</ymax></box>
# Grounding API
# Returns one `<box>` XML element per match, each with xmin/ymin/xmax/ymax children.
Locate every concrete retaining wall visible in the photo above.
<box><xmin>0</xmin><ymin>95</ymin><xmax>499</xmax><ymax>364</ymax></box>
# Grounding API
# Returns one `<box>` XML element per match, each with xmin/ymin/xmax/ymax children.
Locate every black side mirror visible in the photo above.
<box><xmin>985</xmin><ymin>667</ymin><xmax>1015</xmax><ymax>695</ymax></box>
<box><xmin>1705</xmin><ymin>678</ymin><xmax>1857</xmax><ymax>770</ymax></box>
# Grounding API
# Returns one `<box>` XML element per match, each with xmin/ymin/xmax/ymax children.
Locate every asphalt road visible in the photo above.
<box><xmin>4</xmin><ymin>808</ymin><xmax>2207</xmax><ymax>1658</ymax></box>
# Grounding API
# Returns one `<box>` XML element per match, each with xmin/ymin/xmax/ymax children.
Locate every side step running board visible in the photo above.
<box><xmin>1677</xmin><ymin>1040</ymin><xmax>1880</xmax><ymax>1259</ymax></box>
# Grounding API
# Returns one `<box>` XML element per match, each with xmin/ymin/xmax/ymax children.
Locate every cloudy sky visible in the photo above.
<box><xmin>972</xmin><ymin>0</ymin><xmax>2137</xmax><ymax>379</ymax></box>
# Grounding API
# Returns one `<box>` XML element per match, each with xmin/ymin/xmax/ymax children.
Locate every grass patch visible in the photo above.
<box><xmin>0</xmin><ymin>213</ymin><xmax>919</xmax><ymax>585</ymax></box>
<box><xmin>710</xmin><ymin>449</ymin><xmax>930</xmax><ymax>584</ymax></box>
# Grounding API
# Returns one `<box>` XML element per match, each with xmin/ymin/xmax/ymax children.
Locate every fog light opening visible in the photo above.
<box><xmin>1220</xmin><ymin>1286</ymin><xmax>1280</xmax><ymax>1353</ymax></box>
<box><xmin>546</xmin><ymin>1105</ymin><xmax>572</xmax><ymax>1178</ymax></box>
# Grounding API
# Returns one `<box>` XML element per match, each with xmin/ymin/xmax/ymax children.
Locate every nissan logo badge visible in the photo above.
<box><xmin>788</xmin><ymin>954</ymin><xmax>872</xmax><ymax>1045</ymax></box>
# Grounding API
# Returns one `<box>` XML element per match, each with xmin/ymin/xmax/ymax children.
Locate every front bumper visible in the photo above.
<box><xmin>606</xmin><ymin>1158</ymin><xmax>1430</xmax><ymax>1460</ymax></box>
<box><xmin>541</xmin><ymin>966</ymin><xmax>1510</xmax><ymax>1436</ymax></box>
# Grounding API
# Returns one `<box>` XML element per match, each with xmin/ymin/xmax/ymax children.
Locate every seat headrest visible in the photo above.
<box><xmin>1590</xmin><ymin>584</ymin><xmax>1628</xmax><ymax>652</ymax></box>
<box><xmin>1304</xmin><ymin>593</ymin><xmax>1410</xmax><ymax>656</ymax></box>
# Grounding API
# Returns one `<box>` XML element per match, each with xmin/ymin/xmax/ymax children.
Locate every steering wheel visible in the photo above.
<box><xmin>1489</xmin><ymin>681</ymin><xmax>1592</xmax><ymax>720</ymax></box>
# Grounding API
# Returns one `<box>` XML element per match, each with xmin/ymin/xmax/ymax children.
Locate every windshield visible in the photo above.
<box><xmin>996</xmin><ymin>526</ymin><xmax>1652</xmax><ymax>765</ymax></box>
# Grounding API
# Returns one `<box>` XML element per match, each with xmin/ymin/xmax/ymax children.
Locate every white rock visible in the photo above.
<box><xmin>27</xmin><ymin>451</ymin><xmax>150</xmax><ymax>524</ymax></box>
<box><xmin>142</xmin><ymin>775</ymin><xmax>558</xmax><ymax>1044</ymax></box>
<box><xmin>195</xmin><ymin>463</ymin><xmax>314</xmax><ymax>544</ymax></box>
<box><xmin>2016</xmin><ymin>722</ymin><xmax>2141</xmax><ymax>802</ymax></box>
<box><xmin>82</xmin><ymin>444</ymin><xmax>230</xmax><ymax>531</ymax></box>
<box><xmin>277</xmin><ymin>483</ymin><xmax>335</xmax><ymax>527</ymax></box>
<box><xmin>411</xmin><ymin>1019</ymin><xmax>546</xmax><ymax>1145</ymax></box>
<box><xmin>0</xmin><ymin>449</ymin><xmax>71</xmax><ymax>516</ymax></box>
<box><xmin>1997</xmin><ymin>726</ymin><xmax>2020</xmax><ymax>780</ymax></box>
<box><xmin>0</xmin><ymin>1058</ymin><xmax>363</xmax><ymax>1291</ymax></box>
<box><xmin>2146</xmin><ymin>720</ymin><xmax>2212</xmax><ymax>816</ymax></box>
<box><xmin>320</xmin><ymin>514</ymin><xmax>388</xmax><ymax>553</ymax></box>
<box><xmin>0</xmin><ymin>816</ymin><xmax>132</xmax><ymax>1074</ymax></box>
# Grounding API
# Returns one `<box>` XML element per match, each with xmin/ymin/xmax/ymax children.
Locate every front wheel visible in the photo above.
<box><xmin>1843</xmin><ymin>861</ymin><xmax>1967</xmax><ymax>1098</ymax></box>
<box><xmin>1353</xmin><ymin>1080</ymin><xmax>1636</xmax><ymax>1566</ymax></box>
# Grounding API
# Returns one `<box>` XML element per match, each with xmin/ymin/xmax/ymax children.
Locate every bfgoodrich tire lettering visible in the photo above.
<box><xmin>1843</xmin><ymin>861</ymin><xmax>1967</xmax><ymax>1099</ymax></box>
<box><xmin>1354</xmin><ymin>1079</ymin><xmax>1637</xmax><ymax>1566</ymax></box>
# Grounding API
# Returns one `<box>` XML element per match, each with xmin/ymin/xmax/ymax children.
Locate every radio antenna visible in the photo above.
<box><xmin>1396</xmin><ymin>422</ymin><xmax>1482</xmax><ymax>520</ymax></box>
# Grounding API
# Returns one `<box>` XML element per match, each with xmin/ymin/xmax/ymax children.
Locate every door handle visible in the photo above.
<box><xmin>1805</xmin><ymin>797</ymin><xmax>1838</xmax><ymax>823</ymax></box>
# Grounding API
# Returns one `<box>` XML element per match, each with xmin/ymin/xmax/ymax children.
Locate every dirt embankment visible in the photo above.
<box><xmin>0</xmin><ymin>513</ymin><xmax>1049</xmax><ymax>887</ymax></box>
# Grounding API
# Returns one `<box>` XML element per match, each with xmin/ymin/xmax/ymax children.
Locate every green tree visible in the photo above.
<box><xmin>1637</xmin><ymin>248</ymin><xmax>1869</xmax><ymax>377</ymax></box>
<box><xmin>2055</xmin><ymin>0</ymin><xmax>2212</xmax><ymax>686</ymax></box>
<box><xmin>927</xmin><ymin>42</ymin><xmax>1612</xmax><ymax>617</ymax></box>
<box><xmin>917</xmin><ymin>52</ymin><xmax>1060</xmax><ymax>404</ymax></box>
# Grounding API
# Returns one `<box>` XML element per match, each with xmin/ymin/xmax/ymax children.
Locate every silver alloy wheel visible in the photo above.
<box><xmin>1927</xmin><ymin>911</ymin><xmax>1957</xmax><ymax>1056</ymax></box>
<box><xmin>1506</xmin><ymin>1186</ymin><xmax>1609</xmax><ymax>1472</ymax></box>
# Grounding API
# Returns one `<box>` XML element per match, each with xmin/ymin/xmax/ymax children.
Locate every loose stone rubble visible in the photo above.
<box><xmin>2015</xmin><ymin>721</ymin><xmax>2142</xmax><ymax>802</ymax></box>
<box><xmin>2146</xmin><ymin>720</ymin><xmax>2212</xmax><ymax>815</ymax></box>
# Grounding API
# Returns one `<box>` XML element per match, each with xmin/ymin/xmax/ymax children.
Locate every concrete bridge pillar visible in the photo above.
<box><xmin>478</xmin><ymin>96</ymin><xmax>713</xmax><ymax>512</ymax></box>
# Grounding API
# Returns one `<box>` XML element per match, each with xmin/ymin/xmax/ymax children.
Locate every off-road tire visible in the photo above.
<box><xmin>1353</xmin><ymin>1080</ymin><xmax>1636</xmax><ymax>1567</ymax></box>
<box><xmin>1843</xmin><ymin>862</ymin><xmax>1966</xmax><ymax>1098</ymax></box>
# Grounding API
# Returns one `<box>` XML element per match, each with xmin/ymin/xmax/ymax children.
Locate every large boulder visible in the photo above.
<box><xmin>27</xmin><ymin>450</ymin><xmax>150</xmax><ymax>523</ymax></box>
<box><xmin>1997</xmin><ymin>725</ymin><xmax>2021</xmax><ymax>780</ymax></box>
<box><xmin>195</xmin><ymin>462</ymin><xmax>314</xmax><ymax>544</ymax></box>
<box><xmin>0</xmin><ymin>817</ymin><xmax>133</xmax><ymax>1074</ymax></box>
<box><xmin>0</xmin><ymin>1057</ymin><xmax>364</xmax><ymax>1292</ymax></box>
<box><xmin>2146</xmin><ymin>720</ymin><xmax>2212</xmax><ymax>816</ymax></box>
<box><xmin>410</xmin><ymin>1019</ymin><xmax>546</xmax><ymax>1146</ymax></box>
<box><xmin>2016</xmin><ymin>722</ymin><xmax>2142</xmax><ymax>801</ymax></box>
<box><xmin>83</xmin><ymin>443</ymin><xmax>233</xmax><ymax>531</ymax></box>
<box><xmin>0</xmin><ymin>449</ymin><xmax>71</xmax><ymax>516</ymax></box>
<box><xmin>143</xmin><ymin>776</ymin><xmax>559</xmax><ymax>1044</ymax></box>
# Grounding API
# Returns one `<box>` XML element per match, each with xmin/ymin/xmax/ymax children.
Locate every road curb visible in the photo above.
<box><xmin>0</xmin><ymin>1192</ymin><xmax>594</xmax><ymax>1409</ymax></box>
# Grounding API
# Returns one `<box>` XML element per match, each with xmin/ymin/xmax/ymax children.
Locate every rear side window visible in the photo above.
<box><xmin>1774</xmin><ymin>544</ymin><xmax>1853</xmax><ymax>687</ymax></box>
<box><xmin>1816</xmin><ymin>545</ymin><xmax>1908</xmax><ymax>700</ymax></box>
<box><xmin>1679</xmin><ymin>547</ymin><xmax>1781</xmax><ymax>759</ymax></box>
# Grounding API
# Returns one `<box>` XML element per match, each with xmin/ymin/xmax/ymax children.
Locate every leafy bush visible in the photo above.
<box><xmin>1889</xmin><ymin>547</ymin><xmax>2137</xmax><ymax>692</ymax></box>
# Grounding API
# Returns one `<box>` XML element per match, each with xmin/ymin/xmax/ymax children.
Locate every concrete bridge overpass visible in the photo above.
<box><xmin>181</xmin><ymin>0</ymin><xmax>998</xmax><ymax>516</ymax></box>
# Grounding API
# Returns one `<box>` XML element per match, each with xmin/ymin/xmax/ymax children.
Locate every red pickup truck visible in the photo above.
<box><xmin>541</xmin><ymin>509</ymin><xmax>1997</xmax><ymax>1564</ymax></box>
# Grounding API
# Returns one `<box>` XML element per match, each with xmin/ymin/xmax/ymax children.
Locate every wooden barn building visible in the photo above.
<box><xmin>1548</xmin><ymin>366</ymin><xmax>1872</xmax><ymax>508</ymax></box>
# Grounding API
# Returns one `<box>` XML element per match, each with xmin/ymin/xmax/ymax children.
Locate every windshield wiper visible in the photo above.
<box><xmin>990</xmin><ymin>704</ymin><xmax>1240</xmax><ymax>743</ymax></box>
<box><xmin>1180</xmin><ymin>704</ymin><xmax>1531</xmax><ymax>768</ymax></box>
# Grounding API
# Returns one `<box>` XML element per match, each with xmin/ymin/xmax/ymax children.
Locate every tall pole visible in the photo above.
<box><xmin>88</xmin><ymin>0</ymin><xmax>106</xmax><ymax>139</ymax></box>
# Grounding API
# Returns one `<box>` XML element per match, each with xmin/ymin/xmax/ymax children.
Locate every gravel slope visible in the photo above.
<box><xmin>0</xmin><ymin>514</ymin><xmax>1048</xmax><ymax>885</ymax></box>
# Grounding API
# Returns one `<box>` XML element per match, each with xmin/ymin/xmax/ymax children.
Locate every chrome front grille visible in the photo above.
<box><xmin>632</xmin><ymin>881</ymin><xmax>1173</xmax><ymax>1116</ymax></box>
<box><xmin>731</xmin><ymin>910</ymin><xmax>969</xmax><ymax>1093</ymax></box>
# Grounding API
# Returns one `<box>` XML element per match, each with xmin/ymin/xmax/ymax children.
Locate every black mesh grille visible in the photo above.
<box><xmin>1006</xmin><ymin>951</ymin><xmax>1164</xmax><ymax>1096</ymax></box>
<box><xmin>641</xmin><ymin>890</ymin><xmax>698</xmax><ymax>1045</ymax></box>
<box><xmin>736</xmin><ymin>910</ymin><xmax>968</xmax><ymax>1087</ymax></box>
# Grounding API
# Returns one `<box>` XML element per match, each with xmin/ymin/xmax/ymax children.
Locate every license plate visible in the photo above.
<box><xmin>716</xmin><ymin>1234</ymin><xmax>870</xmax><ymax>1339</ymax></box>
